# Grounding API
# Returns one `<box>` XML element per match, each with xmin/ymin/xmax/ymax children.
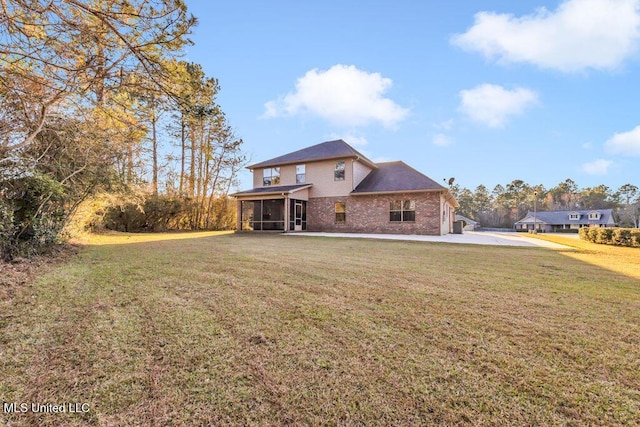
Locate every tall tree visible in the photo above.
<box><xmin>0</xmin><ymin>0</ymin><xmax>196</xmax><ymax>257</ymax></box>
<box><xmin>0</xmin><ymin>0</ymin><xmax>196</xmax><ymax>156</ymax></box>
<box><xmin>549</xmin><ymin>178</ymin><xmax>579</xmax><ymax>210</ymax></box>
<box><xmin>504</xmin><ymin>179</ymin><xmax>532</xmax><ymax>223</ymax></box>
<box><xmin>616</xmin><ymin>183</ymin><xmax>640</xmax><ymax>227</ymax></box>
<box><xmin>579</xmin><ymin>185</ymin><xmax>615</xmax><ymax>210</ymax></box>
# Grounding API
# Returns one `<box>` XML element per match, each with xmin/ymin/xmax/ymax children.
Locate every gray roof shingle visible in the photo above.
<box><xmin>516</xmin><ymin>209</ymin><xmax>615</xmax><ymax>225</ymax></box>
<box><xmin>351</xmin><ymin>161</ymin><xmax>446</xmax><ymax>194</ymax></box>
<box><xmin>248</xmin><ymin>139</ymin><xmax>375</xmax><ymax>169</ymax></box>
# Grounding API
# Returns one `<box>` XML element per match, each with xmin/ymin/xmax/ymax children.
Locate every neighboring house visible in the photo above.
<box><xmin>455</xmin><ymin>214</ymin><xmax>478</xmax><ymax>231</ymax></box>
<box><xmin>232</xmin><ymin>139</ymin><xmax>458</xmax><ymax>235</ymax></box>
<box><xmin>514</xmin><ymin>209</ymin><xmax>616</xmax><ymax>232</ymax></box>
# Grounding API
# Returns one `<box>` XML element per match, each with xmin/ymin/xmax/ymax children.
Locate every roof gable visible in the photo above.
<box><xmin>352</xmin><ymin>161</ymin><xmax>446</xmax><ymax>194</ymax></box>
<box><xmin>248</xmin><ymin>139</ymin><xmax>375</xmax><ymax>169</ymax></box>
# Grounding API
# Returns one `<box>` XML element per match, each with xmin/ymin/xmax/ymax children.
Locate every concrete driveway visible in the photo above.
<box><xmin>287</xmin><ymin>231</ymin><xmax>572</xmax><ymax>249</ymax></box>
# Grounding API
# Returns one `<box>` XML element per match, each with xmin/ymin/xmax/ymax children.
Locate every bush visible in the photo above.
<box><xmin>595</xmin><ymin>228</ymin><xmax>614</xmax><ymax>244</ymax></box>
<box><xmin>580</xmin><ymin>227</ymin><xmax>640</xmax><ymax>248</ymax></box>
<box><xmin>0</xmin><ymin>198</ymin><xmax>15</xmax><ymax>259</ymax></box>
<box><xmin>613</xmin><ymin>229</ymin><xmax>632</xmax><ymax>246</ymax></box>
<box><xmin>1</xmin><ymin>173</ymin><xmax>67</xmax><ymax>260</ymax></box>
<box><xmin>579</xmin><ymin>227</ymin><xmax>591</xmax><ymax>241</ymax></box>
<box><xmin>82</xmin><ymin>194</ymin><xmax>237</xmax><ymax>233</ymax></box>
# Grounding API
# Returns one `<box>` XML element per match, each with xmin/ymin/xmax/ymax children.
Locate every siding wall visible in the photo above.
<box><xmin>352</xmin><ymin>160</ymin><xmax>373</xmax><ymax>189</ymax></box>
<box><xmin>253</xmin><ymin>158</ymin><xmax>368</xmax><ymax>198</ymax></box>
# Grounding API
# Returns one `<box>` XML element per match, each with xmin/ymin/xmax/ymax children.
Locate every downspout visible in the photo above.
<box><xmin>352</xmin><ymin>158</ymin><xmax>357</xmax><ymax>190</ymax></box>
<box><xmin>440</xmin><ymin>191</ymin><xmax>444</xmax><ymax>235</ymax></box>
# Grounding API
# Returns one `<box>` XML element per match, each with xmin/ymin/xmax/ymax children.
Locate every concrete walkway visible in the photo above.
<box><xmin>287</xmin><ymin>231</ymin><xmax>573</xmax><ymax>249</ymax></box>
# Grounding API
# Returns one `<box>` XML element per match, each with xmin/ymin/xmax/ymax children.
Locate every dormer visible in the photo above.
<box><xmin>588</xmin><ymin>211</ymin><xmax>601</xmax><ymax>220</ymax></box>
<box><xmin>569</xmin><ymin>211</ymin><xmax>580</xmax><ymax>220</ymax></box>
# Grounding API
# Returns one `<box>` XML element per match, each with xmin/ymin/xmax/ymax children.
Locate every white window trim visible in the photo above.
<box><xmin>262</xmin><ymin>167</ymin><xmax>280</xmax><ymax>186</ymax></box>
<box><xmin>296</xmin><ymin>164</ymin><xmax>306</xmax><ymax>184</ymax></box>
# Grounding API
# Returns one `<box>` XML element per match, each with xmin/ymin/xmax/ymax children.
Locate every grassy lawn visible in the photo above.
<box><xmin>525</xmin><ymin>232</ymin><xmax>640</xmax><ymax>280</ymax></box>
<box><xmin>1</xmin><ymin>232</ymin><xmax>639</xmax><ymax>426</ymax></box>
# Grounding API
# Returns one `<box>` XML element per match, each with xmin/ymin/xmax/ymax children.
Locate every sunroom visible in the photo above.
<box><xmin>232</xmin><ymin>184</ymin><xmax>311</xmax><ymax>232</ymax></box>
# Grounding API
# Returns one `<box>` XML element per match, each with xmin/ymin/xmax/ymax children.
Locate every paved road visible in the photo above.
<box><xmin>287</xmin><ymin>231</ymin><xmax>572</xmax><ymax>249</ymax></box>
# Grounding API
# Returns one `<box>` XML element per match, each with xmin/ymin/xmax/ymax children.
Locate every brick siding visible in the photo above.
<box><xmin>307</xmin><ymin>193</ymin><xmax>442</xmax><ymax>235</ymax></box>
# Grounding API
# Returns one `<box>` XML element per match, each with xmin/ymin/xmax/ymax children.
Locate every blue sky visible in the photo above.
<box><xmin>183</xmin><ymin>0</ymin><xmax>639</xmax><ymax>192</ymax></box>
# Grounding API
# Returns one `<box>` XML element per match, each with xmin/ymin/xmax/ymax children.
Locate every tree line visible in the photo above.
<box><xmin>450</xmin><ymin>179</ymin><xmax>640</xmax><ymax>229</ymax></box>
<box><xmin>1</xmin><ymin>0</ymin><xmax>245</xmax><ymax>259</ymax></box>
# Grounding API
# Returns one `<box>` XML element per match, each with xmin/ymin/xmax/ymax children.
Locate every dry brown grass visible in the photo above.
<box><xmin>1</xmin><ymin>232</ymin><xmax>639</xmax><ymax>426</ymax></box>
<box><xmin>525</xmin><ymin>232</ymin><xmax>640</xmax><ymax>280</ymax></box>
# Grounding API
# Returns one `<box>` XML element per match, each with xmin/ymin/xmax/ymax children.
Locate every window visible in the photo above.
<box><xmin>390</xmin><ymin>200</ymin><xmax>416</xmax><ymax>222</ymax></box>
<box><xmin>296</xmin><ymin>164</ymin><xmax>306</xmax><ymax>184</ymax></box>
<box><xmin>334</xmin><ymin>161</ymin><xmax>345</xmax><ymax>181</ymax></box>
<box><xmin>569</xmin><ymin>212</ymin><xmax>580</xmax><ymax>220</ymax></box>
<box><xmin>262</xmin><ymin>168</ymin><xmax>280</xmax><ymax>186</ymax></box>
<box><xmin>589</xmin><ymin>211</ymin><xmax>601</xmax><ymax>220</ymax></box>
<box><xmin>335</xmin><ymin>202</ymin><xmax>346</xmax><ymax>223</ymax></box>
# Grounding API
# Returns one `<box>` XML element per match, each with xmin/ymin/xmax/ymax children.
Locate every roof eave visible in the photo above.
<box><xmin>248</xmin><ymin>155</ymin><xmax>377</xmax><ymax>170</ymax></box>
<box><xmin>231</xmin><ymin>184</ymin><xmax>312</xmax><ymax>198</ymax></box>
<box><xmin>351</xmin><ymin>188</ymin><xmax>445</xmax><ymax>196</ymax></box>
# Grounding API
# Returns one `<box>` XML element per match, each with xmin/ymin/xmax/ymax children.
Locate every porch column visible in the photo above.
<box><xmin>283</xmin><ymin>195</ymin><xmax>289</xmax><ymax>233</ymax></box>
<box><xmin>236</xmin><ymin>199</ymin><xmax>242</xmax><ymax>231</ymax></box>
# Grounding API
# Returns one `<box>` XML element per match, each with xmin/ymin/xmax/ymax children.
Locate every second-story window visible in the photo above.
<box><xmin>263</xmin><ymin>167</ymin><xmax>280</xmax><ymax>186</ymax></box>
<box><xmin>296</xmin><ymin>164</ymin><xmax>306</xmax><ymax>184</ymax></box>
<box><xmin>334</xmin><ymin>161</ymin><xmax>345</xmax><ymax>181</ymax></box>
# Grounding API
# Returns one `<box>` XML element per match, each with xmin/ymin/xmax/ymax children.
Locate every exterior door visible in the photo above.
<box><xmin>295</xmin><ymin>201</ymin><xmax>303</xmax><ymax>231</ymax></box>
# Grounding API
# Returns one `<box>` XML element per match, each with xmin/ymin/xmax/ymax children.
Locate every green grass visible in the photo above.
<box><xmin>1</xmin><ymin>232</ymin><xmax>639</xmax><ymax>426</ymax></box>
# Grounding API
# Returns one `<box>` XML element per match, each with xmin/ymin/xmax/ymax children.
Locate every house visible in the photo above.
<box><xmin>231</xmin><ymin>139</ymin><xmax>458</xmax><ymax>235</ymax></box>
<box><xmin>455</xmin><ymin>214</ymin><xmax>478</xmax><ymax>231</ymax></box>
<box><xmin>514</xmin><ymin>209</ymin><xmax>616</xmax><ymax>232</ymax></box>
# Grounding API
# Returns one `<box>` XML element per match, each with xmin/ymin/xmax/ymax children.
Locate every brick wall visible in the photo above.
<box><xmin>307</xmin><ymin>192</ymin><xmax>443</xmax><ymax>235</ymax></box>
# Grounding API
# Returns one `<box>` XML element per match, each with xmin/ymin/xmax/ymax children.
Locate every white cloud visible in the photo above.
<box><xmin>433</xmin><ymin>119</ymin><xmax>454</xmax><ymax>131</ymax></box>
<box><xmin>329</xmin><ymin>132</ymin><xmax>368</xmax><ymax>147</ymax></box>
<box><xmin>459</xmin><ymin>84</ymin><xmax>538</xmax><ymax>128</ymax></box>
<box><xmin>451</xmin><ymin>0</ymin><xmax>640</xmax><ymax>72</ymax></box>
<box><xmin>605</xmin><ymin>125</ymin><xmax>640</xmax><ymax>156</ymax></box>
<box><xmin>581</xmin><ymin>159</ymin><xmax>613</xmax><ymax>175</ymax></box>
<box><xmin>433</xmin><ymin>133</ymin><xmax>454</xmax><ymax>147</ymax></box>
<box><xmin>263</xmin><ymin>64</ymin><xmax>409</xmax><ymax>128</ymax></box>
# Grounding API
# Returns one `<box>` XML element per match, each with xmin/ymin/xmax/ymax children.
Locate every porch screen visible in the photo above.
<box><xmin>240</xmin><ymin>200</ymin><xmax>285</xmax><ymax>231</ymax></box>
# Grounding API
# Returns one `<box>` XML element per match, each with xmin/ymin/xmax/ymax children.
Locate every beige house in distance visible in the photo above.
<box><xmin>232</xmin><ymin>139</ymin><xmax>458</xmax><ymax>235</ymax></box>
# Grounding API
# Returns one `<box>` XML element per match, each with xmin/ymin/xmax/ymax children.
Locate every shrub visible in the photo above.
<box><xmin>84</xmin><ymin>194</ymin><xmax>237</xmax><ymax>233</ymax></box>
<box><xmin>595</xmin><ymin>228</ymin><xmax>614</xmax><ymax>244</ymax></box>
<box><xmin>613</xmin><ymin>228</ymin><xmax>632</xmax><ymax>246</ymax></box>
<box><xmin>1</xmin><ymin>173</ymin><xmax>67</xmax><ymax>260</ymax></box>
<box><xmin>579</xmin><ymin>227</ymin><xmax>591</xmax><ymax>241</ymax></box>
<box><xmin>580</xmin><ymin>227</ymin><xmax>640</xmax><ymax>248</ymax></box>
<box><xmin>0</xmin><ymin>198</ymin><xmax>15</xmax><ymax>259</ymax></box>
